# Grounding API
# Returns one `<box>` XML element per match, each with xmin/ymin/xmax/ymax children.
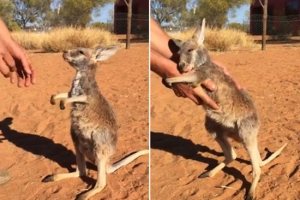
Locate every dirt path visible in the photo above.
<box><xmin>151</xmin><ymin>45</ymin><xmax>300</xmax><ymax>200</ymax></box>
<box><xmin>0</xmin><ymin>43</ymin><xmax>149</xmax><ymax>200</ymax></box>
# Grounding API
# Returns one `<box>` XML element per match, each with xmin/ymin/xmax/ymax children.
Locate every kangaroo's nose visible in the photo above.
<box><xmin>178</xmin><ymin>61</ymin><xmax>186</xmax><ymax>71</ymax></box>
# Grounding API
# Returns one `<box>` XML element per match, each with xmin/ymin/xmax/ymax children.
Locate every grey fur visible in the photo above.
<box><xmin>45</xmin><ymin>46</ymin><xmax>149</xmax><ymax>200</ymax></box>
<box><xmin>165</xmin><ymin>19</ymin><xmax>287</xmax><ymax>200</ymax></box>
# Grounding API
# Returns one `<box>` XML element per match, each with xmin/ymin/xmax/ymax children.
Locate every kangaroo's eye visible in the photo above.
<box><xmin>187</xmin><ymin>49</ymin><xmax>194</xmax><ymax>53</ymax></box>
<box><xmin>78</xmin><ymin>50</ymin><xmax>84</xmax><ymax>55</ymax></box>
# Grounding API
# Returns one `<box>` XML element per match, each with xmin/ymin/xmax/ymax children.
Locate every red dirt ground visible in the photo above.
<box><xmin>151</xmin><ymin>44</ymin><xmax>300</xmax><ymax>200</ymax></box>
<box><xmin>0</xmin><ymin>43</ymin><xmax>149</xmax><ymax>200</ymax></box>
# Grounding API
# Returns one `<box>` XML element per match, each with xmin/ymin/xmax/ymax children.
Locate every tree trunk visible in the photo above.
<box><xmin>262</xmin><ymin>0</ymin><xmax>268</xmax><ymax>50</ymax></box>
<box><xmin>126</xmin><ymin>0</ymin><xmax>132</xmax><ymax>49</ymax></box>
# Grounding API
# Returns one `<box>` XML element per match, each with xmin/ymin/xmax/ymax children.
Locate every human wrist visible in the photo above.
<box><xmin>0</xmin><ymin>34</ymin><xmax>14</xmax><ymax>49</ymax></box>
<box><xmin>0</xmin><ymin>20</ymin><xmax>13</xmax><ymax>41</ymax></box>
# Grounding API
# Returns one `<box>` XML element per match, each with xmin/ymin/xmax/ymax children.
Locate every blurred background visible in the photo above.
<box><xmin>151</xmin><ymin>0</ymin><xmax>300</xmax><ymax>51</ymax></box>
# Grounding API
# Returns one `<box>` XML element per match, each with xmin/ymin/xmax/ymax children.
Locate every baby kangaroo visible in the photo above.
<box><xmin>43</xmin><ymin>45</ymin><xmax>149</xmax><ymax>200</ymax></box>
<box><xmin>165</xmin><ymin>19</ymin><xmax>287</xmax><ymax>200</ymax></box>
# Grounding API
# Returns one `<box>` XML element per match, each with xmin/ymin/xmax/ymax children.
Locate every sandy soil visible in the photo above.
<box><xmin>151</xmin><ymin>45</ymin><xmax>300</xmax><ymax>200</ymax></box>
<box><xmin>0</xmin><ymin>43</ymin><xmax>149</xmax><ymax>200</ymax></box>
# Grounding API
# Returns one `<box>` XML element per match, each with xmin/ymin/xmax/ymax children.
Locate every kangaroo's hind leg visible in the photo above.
<box><xmin>243</xmin><ymin>136</ymin><xmax>262</xmax><ymax>200</ymax></box>
<box><xmin>42</xmin><ymin>145</ymin><xmax>86</xmax><ymax>182</ymax></box>
<box><xmin>200</xmin><ymin>117</ymin><xmax>237</xmax><ymax>178</ymax></box>
<box><xmin>76</xmin><ymin>156</ymin><xmax>108</xmax><ymax>200</ymax></box>
<box><xmin>199</xmin><ymin>133</ymin><xmax>237</xmax><ymax>178</ymax></box>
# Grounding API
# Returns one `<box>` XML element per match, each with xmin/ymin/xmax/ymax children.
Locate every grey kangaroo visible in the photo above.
<box><xmin>165</xmin><ymin>19</ymin><xmax>287</xmax><ymax>200</ymax></box>
<box><xmin>43</xmin><ymin>45</ymin><xmax>149</xmax><ymax>200</ymax></box>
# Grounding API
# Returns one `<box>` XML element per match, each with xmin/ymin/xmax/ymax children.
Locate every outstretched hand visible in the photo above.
<box><xmin>0</xmin><ymin>38</ymin><xmax>35</xmax><ymax>87</ymax></box>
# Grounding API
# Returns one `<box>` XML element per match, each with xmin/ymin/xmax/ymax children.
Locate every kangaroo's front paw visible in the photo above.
<box><xmin>50</xmin><ymin>95</ymin><xmax>56</xmax><ymax>105</ymax></box>
<box><xmin>60</xmin><ymin>100</ymin><xmax>66</xmax><ymax>110</ymax></box>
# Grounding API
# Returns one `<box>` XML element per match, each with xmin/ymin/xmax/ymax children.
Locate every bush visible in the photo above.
<box><xmin>8</xmin><ymin>22</ymin><xmax>21</xmax><ymax>32</ymax></box>
<box><xmin>11</xmin><ymin>31</ymin><xmax>45</xmax><ymax>50</ymax></box>
<box><xmin>11</xmin><ymin>27</ymin><xmax>119</xmax><ymax>52</ymax></box>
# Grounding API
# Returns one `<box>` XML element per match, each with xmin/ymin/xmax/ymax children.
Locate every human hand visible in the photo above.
<box><xmin>5</xmin><ymin>39</ymin><xmax>36</xmax><ymax>87</ymax></box>
<box><xmin>0</xmin><ymin>38</ymin><xmax>36</xmax><ymax>87</ymax></box>
<box><xmin>172</xmin><ymin>80</ymin><xmax>219</xmax><ymax>109</ymax></box>
<box><xmin>168</xmin><ymin>70</ymin><xmax>219</xmax><ymax>109</ymax></box>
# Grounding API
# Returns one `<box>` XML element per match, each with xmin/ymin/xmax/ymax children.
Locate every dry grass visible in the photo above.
<box><xmin>11</xmin><ymin>27</ymin><xmax>120</xmax><ymax>52</ymax></box>
<box><xmin>11</xmin><ymin>31</ymin><xmax>45</xmax><ymax>50</ymax></box>
<box><xmin>168</xmin><ymin>27</ymin><xmax>258</xmax><ymax>51</ymax></box>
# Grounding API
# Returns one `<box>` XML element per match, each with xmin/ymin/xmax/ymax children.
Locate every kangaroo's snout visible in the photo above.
<box><xmin>178</xmin><ymin>61</ymin><xmax>186</xmax><ymax>71</ymax></box>
<box><xmin>62</xmin><ymin>51</ymin><xmax>71</xmax><ymax>62</ymax></box>
<box><xmin>178</xmin><ymin>61</ymin><xmax>195</xmax><ymax>73</ymax></box>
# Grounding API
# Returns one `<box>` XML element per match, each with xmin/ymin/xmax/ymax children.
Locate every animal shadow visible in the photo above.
<box><xmin>150</xmin><ymin>131</ymin><xmax>252</xmax><ymax>196</ymax></box>
<box><xmin>0</xmin><ymin>117</ymin><xmax>96</xmax><ymax>185</ymax></box>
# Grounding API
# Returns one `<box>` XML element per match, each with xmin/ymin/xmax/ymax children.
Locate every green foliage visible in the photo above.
<box><xmin>13</xmin><ymin>0</ymin><xmax>53</xmax><ymax>28</ymax></box>
<box><xmin>151</xmin><ymin>0</ymin><xmax>252</xmax><ymax>29</ymax></box>
<box><xmin>0</xmin><ymin>0</ymin><xmax>15</xmax><ymax>26</ymax></box>
<box><xmin>194</xmin><ymin>0</ymin><xmax>252</xmax><ymax>28</ymax></box>
<box><xmin>227</xmin><ymin>22</ymin><xmax>247</xmax><ymax>31</ymax></box>
<box><xmin>53</xmin><ymin>0</ymin><xmax>114</xmax><ymax>27</ymax></box>
<box><xmin>8</xmin><ymin>22</ymin><xmax>21</xmax><ymax>31</ymax></box>
<box><xmin>90</xmin><ymin>22</ymin><xmax>109</xmax><ymax>30</ymax></box>
<box><xmin>151</xmin><ymin>0</ymin><xmax>189</xmax><ymax>25</ymax></box>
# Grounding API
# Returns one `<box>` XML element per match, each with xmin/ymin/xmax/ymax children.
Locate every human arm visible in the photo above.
<box><xmin>150</xmin><ymin>17</ymin><xmax>179</xmax><ymax>62</ymax></box>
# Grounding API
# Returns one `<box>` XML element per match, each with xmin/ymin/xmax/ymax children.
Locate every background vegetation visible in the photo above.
<box><xmin>151</xmin><ymin>0</ymin><xmax>257</xmax><ymax>51</ymax></box>
<box><xmin>1</xmin><ymin>0</ymin><xmax>260</xmax><ymax>52</ymax></box>
<box><xmin>11</xmin><ymin>27</ymin><xmax>119</xmax><ymax>52</ymax></box>
<box><xmin>0</xmin><ymin>0</ymin><xmax>114</xmax><ymax>31</ymax></box>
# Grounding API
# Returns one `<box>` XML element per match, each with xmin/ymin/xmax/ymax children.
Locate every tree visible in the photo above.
<box><xmin>228</xmin><ymin>22</ymin><xmax>243</xmax><ymax>29</ymax></box>
<box><xmin>151</xmin><ymin>0</ymin><xmax>188</xmax><ymax>25</ymax></box>
<box><xmin>0</xmin><ymin>0</ymin><xmax>15</xmax><ymax>25</ymax></box>
<box><xmin>52</xmin><ymin>0</ymin><xmax>114</xmax><ymax>28</ymax></box>
<box><xmin>0</xmin><ymin>0</ymin><xmax>21</xmax><ymax>31</ymax></box>
<box><xmin>193</xmin><ymin>0</ymin><xmax>252</xmax><ymax>28</ymax></box>
<box><xmin>90</xmin><ymin>22</ymin><xmax>109</xmax><ymax>30</ymax></box>
<box><xmin>259</xmin><ymin>0</ymin><xmax>267</xmax><ymax>50</ymax></box>
<box><xmin>13</xmin><ymin>0</ymin><xmax>53</xmax><ymax>28</ymax></box>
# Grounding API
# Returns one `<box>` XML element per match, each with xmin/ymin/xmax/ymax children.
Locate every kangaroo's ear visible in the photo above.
<box><xmin>171</xmin><ymin>38</ymin><xmax>183</xmax><ymax>48</ymax></box>
<box><xmin>192</xmin><ymin>18</ymin><xmax>206</xmax><ymax>45</ymax></box>
<box><xmin>94</xmin><ymin>45</ymin><xmax>119</xmax><ymax>61</ymax></box>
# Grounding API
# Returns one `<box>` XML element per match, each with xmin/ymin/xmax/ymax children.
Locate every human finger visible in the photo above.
<box><xmin>19</xmin><ymin>56</ymin><xmax>35</xmax><ymax>85</ymax></box>
<box><xmin>17</xmin><ymin>52</ymin><xmax>32</xmax><ymax>75</ymax></box>
<box><xmin>201</xmin><ymin>79</ymin><xmax>217</xmax><ymax>91</ymax></box>
<box><xmin>186</xmin><ymin>93</ymin><xmax>201</xmax><ymax>105</ymax></box>
<box><xmin>9</xmin><ymin>71</ymin><xmax>18</xmax><ymax>84</ymax></box>
<box><xmin>30</xmin><ymin>67</ymin><xmax>36</xmax><ymax>84</ymax></box>
<box><xmin>16</xmin><ymin>69</ymin><xmax>25</xmax><ymax>87</ymax></box>
<box><xmin>0</xmin><ymin>59</ymin><xmax>10</xmax><ymax>78</ymax></box>
<box><xmin>193</xmin><ymin>87</ymin><xmax>219</xmax><ymax>110</ymax></box>
<box><xmin>173</xmin><ymin>86</ymin><xmax>186</xmax><ymax>97</ymax></box>
<box><xmin>172</xmin><ymin>84</ymin><xmax>187</xmax><ymax>97</ymax></box>
<box><xmin>2</xmin><ymin>51</ymin><xmax>16</xmax><ymax>70</ymax></box>
<box><xmin>17</xmin><ymin>76</ymin><xmax>25</xmax><ymax>87</ymax></box>
<box><xmin>24</xmin><ymin>74</ymin><xmax>31</xmax><ymax>87</ymax></box>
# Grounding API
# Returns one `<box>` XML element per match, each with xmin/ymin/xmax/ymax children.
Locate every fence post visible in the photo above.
<box><xmin>259</xmin><ymin>0</ymin><xmax>268</xmax><ymax>50</ymax></box>
<box><xmin>124</xmin><ymin>0</ymin><xmax>133</xmax><ymax>49</ymax></box>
